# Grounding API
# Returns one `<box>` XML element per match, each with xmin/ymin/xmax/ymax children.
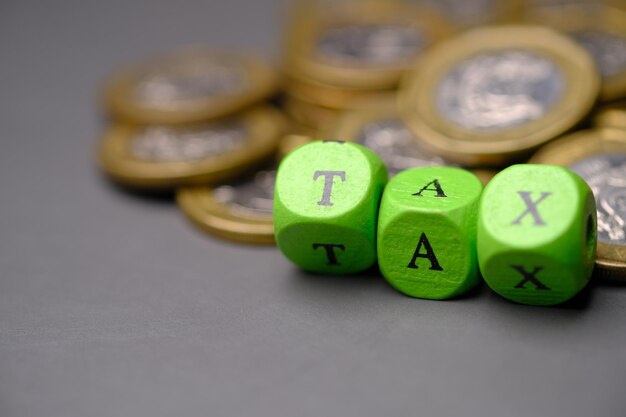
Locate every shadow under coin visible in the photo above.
<box><xmin>98</xmin><ymin>173</ymin><xmax>176</xmax><ymax>205</ymax></box>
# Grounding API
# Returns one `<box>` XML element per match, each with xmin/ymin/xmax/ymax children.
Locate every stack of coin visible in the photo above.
<box><xmin>595</xmin><ymin>100</ymin><xmax>626</xmax><ymax>130</ymax></box>
<box><xmin>98</xmin><ymin>48</ymin><xmax>291</xmax><ymax>244</ymax></box>
<box><xmin>280</xmin><ymin>0</ymin><xmax>452</xmax><ymax>131</ymax></box>
<box><xmin>99</xmin><ymin>48</ymin><xmax>285</xmax><ymax>189</ymax></box>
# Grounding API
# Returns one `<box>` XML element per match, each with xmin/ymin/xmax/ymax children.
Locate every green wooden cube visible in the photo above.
<box><xmin>274</xmin><ymin>141</ymin><xmax>387</xmax><ymax>274</ymax></box>
<box><xmin>377</xmin><ymin>167</ymin><xmax>483</xmax><ymax>299</ymax></box>
<box><xmin>478</xmin><ymin>164</ymin><xmax>597</xmax><ymax>306</ymax></box>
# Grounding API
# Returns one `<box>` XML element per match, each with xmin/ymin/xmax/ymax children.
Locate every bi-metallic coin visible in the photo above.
<box><xmin>177</xmin><ymin>169</ymin><xmax>276</xmax><ymax>244</ymax></box>
<box><xmin>284</xmin><ymin>2</ymin><xmax>452</xmax><ymax>89</ymax></box>
<box><xmin>530</xmin><ymin>128</ymin><xmax>626</xmax><ymax>281</ymax></box>
<box><xmin>104</xmin><ymin>49</ymin><xmax>278</xmax><ymax>124</ymax></box>
<box><xmin>99</xmin><ymin>106</ymin><xmax>284</xmax><ymax>189</ymax></box>
<box><xmin>418</xmin><ymin>0</ymin><xmax>524</xmax><ymax>30</ymax></box>
<box><xmin>594</xmin><ymin>101</ymin><xmax>626</xmax><ymax>130</ymax></box>
<box><xmin>331</xmin><ymin>105</ymin><xmax>452</xmax><ymax>177</ymax></box>
<box><xmin>400</xmin><ymin>25</ymin><xmax>600</xmax><ymax>167</ymax></box>
<box><xmin>524</xmin><ymin>3</ymin><xmax>626</xmax><ymax>102</ymax></box>
<box><xmin>283</xmin><ymin>75</ymin><xmax>393</xmax><ymax>110</ymax></box>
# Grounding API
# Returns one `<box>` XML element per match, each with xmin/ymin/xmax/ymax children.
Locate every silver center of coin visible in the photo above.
<box><xmin>355</xmin><ymin>118</ymin><xmax>449</xmax><ymax>176</ymax></box>
<box><xmin>133</xmin><ymin>61</ymin><xmax>247</xmax><ymax>107</ymax></box>
<box><xmin>213</xmin><ymin>170</ymin><xmax>276</xmax><ymax>217</ymax></box>
<box><xmin>130</xmin><ymin>123</ymin><xmax>248</xmax><ymax>162</ymax></box>
<box><xmin>570</xmin><ymin>30</ymin><xmax>626</xmax><ymax>78</ymax></box>
<box><xmin>316</xmin><ymin>23</ymin><xmax>426</xmax><ymax>65</ymax></box>
<box><xmin>436</xmin><ymin>50</ymin><xmax>565</xmax><ymax>131</ymax></box>
<box><xmin>570</xmin><ymin>153</ymin><xmax>626</xmax><ymax>245</ymax></box>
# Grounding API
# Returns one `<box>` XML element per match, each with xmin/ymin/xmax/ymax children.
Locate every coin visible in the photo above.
<box><xmin>594</xmin><ymin>101</ymin><xmax>626</xmax><ymax>130</ymax></box>
<box><xmin>418</xmin><ymin>0</ymin><xmax>524</xmax><ymax>29</ymax></box>
<box><xmin>283</xmin><ymin>75</ymin><xmax>392</xmax><ymax>110</ymax></box>
<box><xmin>99</xmin><ymin>106</ymin><xmax>285</xmax><ymax>189</ymax></box>
<box><xmin>400</xmin><ymin>25</ymin><xmax>600</xmax><ymax>167</ymax></box>
<box><xmin>282</xmin><ymin>94</ymin><xmax>342</xmax><ymax>130</ymax></box>
<box><xmin>524</xmin><ymin>3</ymin><xmax>626</xmax><ymax>102</ymax></box>
<box><xmin>177</xmin><ymin>169</ymin><xmax>276</xmax><ymax>244</ymax></box>
<box><xmin>278</xmin><ymin>134</ymin><xmax>318</xmax><ymax>159</ymax></box>
<box><xmin>530</xmin><ymin>128</ymin><xmax>626</xmax><ymax>281</ymax></box>
<box><xmin>331</xmin><ymin>104</ymin><xmax>452</xmax><ymax>176</ymax></box>
<box><xmin>284</xmin><ymin>2</ymin><xmax>452</xmax><ymax>89</ymax></box>
<box><xmin>471</xmin><ymin>169</ymin><xmax>498</xmax><ymax>186</ymax></box>
<box><xmin>103</xmin><ymin>48</ymin><xmax>278</xmax><ymax>124</ymax></box>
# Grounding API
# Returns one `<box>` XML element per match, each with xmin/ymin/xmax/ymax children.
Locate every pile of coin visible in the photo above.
<box><xmin>99</xmin><ymin>48</ymin><xmax>285</xmax><ymax>243</ymax></box>
<box><xmin>98</xmin><ymin>0</ymin><xmax>626</xmax><ymax>281</ymax></box>
<box><xmin>280</xmin><ymin>0</ymin><xmax>452</xmax><ymax>131</ymax></box>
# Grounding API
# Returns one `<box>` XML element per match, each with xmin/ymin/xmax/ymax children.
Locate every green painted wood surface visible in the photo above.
<box><xmin>274</xmin><ymin>141</ymin><xmax>387</xmax><ymax>274</ymax></box>
<box><xmin>377</xmin><ymin>167</ymin><xmax>483</xmax><ymax>299</ymax></box>
<box><xmin>478</xmin><ymin>164</ymin><xmax>597</xmax><ymax>306</ymax></box>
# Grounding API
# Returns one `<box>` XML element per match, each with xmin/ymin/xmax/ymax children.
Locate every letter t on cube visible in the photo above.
<box><xmin>274</xmin><ymin>141</ymin><xmax>387</xmax><ymax>274</ymax></box>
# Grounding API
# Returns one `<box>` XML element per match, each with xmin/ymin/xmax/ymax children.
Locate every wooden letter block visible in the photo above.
<box><xmin>377</xmin><ymin>167</ymin><xmax>483</xmax><ymax>299</ymax></box>
<box><xmin>274</xmin><ymin>141</ymin><xmax>387</xmax><ymax>274</ymax></box>
<box><xmin>478</xmin><ymin>164</ymin><xmax>597</xmax><ymax>306</ymax></box>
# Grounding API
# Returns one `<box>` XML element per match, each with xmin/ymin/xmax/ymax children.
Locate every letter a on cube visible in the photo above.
<box><xmin>377</xmin><ymin>167</ymin><xmax>483</xmax><ymax>299</ymax></box>
<box><xmin>274</xmin><ymin>141</ymin><xmax>387</xmax><ymax>274</ymax></box>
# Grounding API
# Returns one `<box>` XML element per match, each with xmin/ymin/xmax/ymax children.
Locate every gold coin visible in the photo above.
<box><xmin>283</xmin><ymin>75</ymin><xmax>392</xmax><ymax>110</ymax></box>
<box><xmin>98</xmin><ymin>106</ymin><xmax>285</xmax><ymax>189</ymax></box>
<box><xmin>471</xmin><ymin>168</ymin><xmax>498</xmax><ymax>186</ymax></box>
<box><xmin>278</xmin><ymin>133</ymin><xmax>320</xmax><ymax>159</ymax></box>
<box><xmin>331</xmin><ymin>102</ymin><xmax>454</xmax><ymax>176</ymax></box>
<box><xmin>419</xmin><ymin>0</ymin><xmax>524</xmax><ymax>30</ymax></box>
<box><xmin>530</xmin><ymin>128</ymin><xmax>626</xmax><ymax>281</ymax></box>
<box><xmin>284</xmin><ymin>1</ymin><xmax>452</xmax><ymax>90</ymax></box>
<box><xmin>103</xmin><ymin>48</ymin><xmax>278</xmax><ymax>124</ymax></box>
<box><xmin>400</xmin><ymin>25</ymin><xmax>600</xmax><ymax>167</ymax></box>
<box><xmin>282</xmin><ymin>94</ymin><xmax>342</xmax><ymax>130</ymax></box>
<box><xmin>524</xmin><ymin>3</ymin><xmax>626</xmax><ymax>102</ymax></box>
<box><xmin>177</xmin><ymin>169</ymin><xmax>276</xmax><ymax>244</ymax></box>
<box><xmin>594</xmin><ymin>100</ymin><xmax>626</xmax><ymax>130</ymax></box>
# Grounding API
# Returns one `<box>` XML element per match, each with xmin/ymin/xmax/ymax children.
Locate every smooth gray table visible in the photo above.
<box><xmin>1</xmin><ymin>1</ymin><xmax>625</xmax><ymax>416</ymax></box>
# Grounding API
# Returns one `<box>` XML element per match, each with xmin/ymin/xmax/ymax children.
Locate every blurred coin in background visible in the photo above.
<box><xmin>416</xmin><ymin>0</ymin><xmax>524</xmax><ymax>30</ymax></box>
<box><xmin>282</xmin><ymin>94</ymin><xmax>342</xmax><ymax>131</ymax></box>
<box><xmin>524</xmin><ymin>3</ymin><xmax>626</xmax><ymax>102</ymax></box>
<box><xmin>530</xmin><ymin>128</ymin><xmax>626</xmax><ymax>282</ymax></box>
<box><xmin>284</xmin><ymin>0</ymin><xmax>452</xmax><ymax>90</ymax></box>
<box><xmin>594</xmin><ymin>100</ymin><xmax>626</xmax><ymax>130</ymax></box>
<box><xmin>283</xmin><ymin>76</ymin><xmax>393</xmax><ymax>111</ymax></box>
<box><xmin>177</xmin><ymin>168</ymin><xmax>276</xmax><ymax>244</ymax></box>
<box><xmin>470</xmin><ymin>168</ymin><xmax>498</xmax><ymax>186</ymax></box>
<box><xmin>330</xmin><ymin>101</ymin><xmax>453</xmax><ymax>177</ymax></box>
<box><xmin>278</xmin><ymin>133</ymin><xmax>319</xmax><ymax>159</ymax></box>
<box><xmin>400</xmin><ymin>25</ymin><xmax>600</xmax><ymax>167</ymax></box>
<box><xmin>98</xmin><ymin>106</ymin><xmax>285</xmax><ymax>189</ymax></box>
<box><xmin>104</xmin><ymin>48</ymin><xmax>278</xmax><ymax>124</ymax></box>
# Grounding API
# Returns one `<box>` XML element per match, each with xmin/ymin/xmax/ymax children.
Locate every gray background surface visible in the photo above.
<box><xmin>1</xmin><ymin>1</ymin><xmax>625</xmax><ymax>416</ymax></box>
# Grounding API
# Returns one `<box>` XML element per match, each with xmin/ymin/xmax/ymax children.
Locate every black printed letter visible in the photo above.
<box><xmin>511</xmin><ymin>265</ymin><xmax>550</xmax><ymax>290</ymax></box>
<box><xmin>407</xmin><ymin>233</ymin><xmax>443</xmax><ymax>271</ymax></box>
<box><xmin>412</xmin><ymin>179</ymin><xmax>447</xmax><ymax>198</ymax></box>
<box><xmin>312</xmin><ymin>243</ymin><xmax>345</xmax><ymax>265</ymax></box>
